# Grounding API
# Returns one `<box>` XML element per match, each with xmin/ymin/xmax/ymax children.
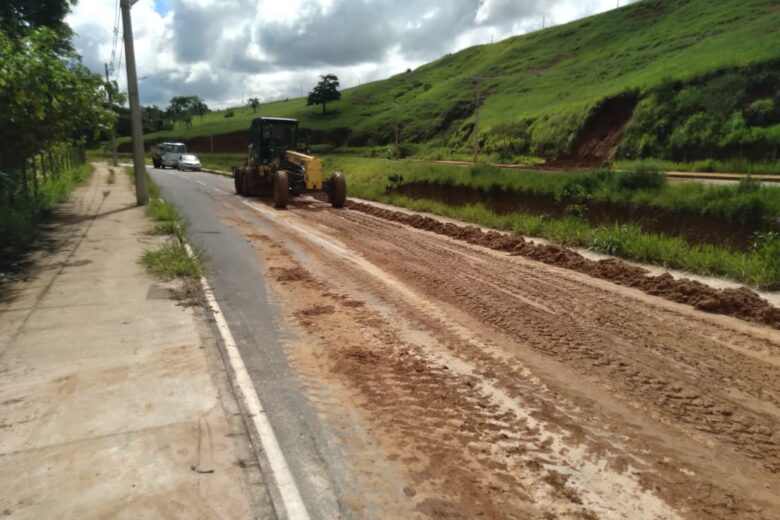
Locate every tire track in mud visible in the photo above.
<box><xmin>216</xmin><ymin>198</ymin><xmax>779</xmax><ymax>519</ymax></box>
<box><xmin>239</xmin><ymin>226</ymin><xmax>686</xmax><ymax>519</ymax></box>
<box><xmin>213</xmin><ymin>192</ymin><xmax>780</xmax><ymax>517</ymax></box>
<box><xmin>315</xmin><ymin>207</ymin><xmax>780</xmax><ymax>478</ymax></box>
<box><xmin>344</xmin><ymin>201</ymin><xmax>780</xmax><ymax>330</ymax></box>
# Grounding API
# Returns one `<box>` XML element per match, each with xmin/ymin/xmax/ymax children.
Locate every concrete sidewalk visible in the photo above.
<box><xmin>0</xmin><ymin>165</ymin><xmax>272</xmax><ymax>519</ymax></box>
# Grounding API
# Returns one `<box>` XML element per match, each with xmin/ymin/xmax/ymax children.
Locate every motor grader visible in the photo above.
<box><xmin>233</xmin><ymin>117</ymin><xmax>346</xmax><ymax>209</ymax></box>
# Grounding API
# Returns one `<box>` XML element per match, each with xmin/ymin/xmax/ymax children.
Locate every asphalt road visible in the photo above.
<box><xmin>149</xmin><ymin>167</ymin><xmax>351</xmax><ymax>519</ymax></box>
<box><xmin>149</xmin><ymin>165</ymin><xmax>780</xmax><ymax>519</ymax></box>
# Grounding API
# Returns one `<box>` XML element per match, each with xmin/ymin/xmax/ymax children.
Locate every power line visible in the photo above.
<box><xmin>115</xmin><ymin>35</ymin><xmax>124</xmax><ymax>84</ymax></box>
<box><xmin>109</xmin><ymin>0</ymin><xmax>121</xmax><ymax>75</ymax></box>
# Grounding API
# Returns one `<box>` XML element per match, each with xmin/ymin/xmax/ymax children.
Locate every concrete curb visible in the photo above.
<box><xmin>181</xmin><ymin>238</ymin><xmax>307</xmax><ymax>520</ymax></box>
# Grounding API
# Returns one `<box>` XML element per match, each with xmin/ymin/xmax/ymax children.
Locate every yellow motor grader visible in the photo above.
<box><xmin>233</xmin><ymin>117</ymin><xmax>346</xmax><ymax>209</ymax></box>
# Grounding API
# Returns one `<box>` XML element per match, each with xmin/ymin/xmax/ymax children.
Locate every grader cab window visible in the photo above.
<box><xmin>263</xmin><ymin>123</ymin><xmax>297</xmax><ymax>148</ymax></box>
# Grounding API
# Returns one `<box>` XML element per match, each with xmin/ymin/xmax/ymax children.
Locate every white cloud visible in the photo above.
<box><xmin>66</xmin><ymin>0</ymin><xmax>637</xmax><ymax>109</ymax></box>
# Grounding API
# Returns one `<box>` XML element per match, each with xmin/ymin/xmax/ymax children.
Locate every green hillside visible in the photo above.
<box><xmin>130</xmin><ymin>0</ymin><xmax>780</xmax><ymax>163</ymax></box>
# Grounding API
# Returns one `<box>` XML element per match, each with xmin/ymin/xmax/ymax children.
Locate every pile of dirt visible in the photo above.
<box><xmin>346</xmin><ymin>201</ymin><xmax>780</xmax><ymax>329</ymax></box>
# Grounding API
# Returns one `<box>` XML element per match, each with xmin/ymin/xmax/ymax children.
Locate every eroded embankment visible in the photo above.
<box><xmin>346</xmin><ymin>200</ymin><xmax>780</xmax><ymax>329</ymax></box>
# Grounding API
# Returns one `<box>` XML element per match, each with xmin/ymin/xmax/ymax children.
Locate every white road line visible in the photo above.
<box><xmin>184</xmin><ymin>243</ymin><xmax>310</xmax><ymax>520</ymax></box>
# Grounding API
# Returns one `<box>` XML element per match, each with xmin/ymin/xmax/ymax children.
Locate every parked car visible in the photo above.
<box><xmin>177</xmin><ymin>154</ymin><xmax>202</xmax><ymax>171</ymax></box>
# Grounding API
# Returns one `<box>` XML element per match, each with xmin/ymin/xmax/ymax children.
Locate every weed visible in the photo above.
<box><xmin>137</xmin><ymin>170</ymin><xmax>205</xmax><ymax>285</ymax></box>
<box><xmin>145</xmin><ymin>198</ymin><xmax>180</xmax><ymax>225</ymax></box>
<box><xmin>142</xmin><ymin>242</ymin><xmax>204</xmax><ymax>280</ymax></box>
<box><xmin>151</xmin><ymin>221</ymin><xmax>181</xmax><ymax>236</ymax></box>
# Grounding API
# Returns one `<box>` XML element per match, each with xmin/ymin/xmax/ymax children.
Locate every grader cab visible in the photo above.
<box><xmin>233</xmin><ymin>117</ymin><xmax>346</xmax><ymax>209</ymax></box>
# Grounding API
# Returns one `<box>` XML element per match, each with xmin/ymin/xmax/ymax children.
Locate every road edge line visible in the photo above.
<box><xmin>184</xmin><ymin>242</ymin><xmax>311</xmax><ymax>520</ymax></box>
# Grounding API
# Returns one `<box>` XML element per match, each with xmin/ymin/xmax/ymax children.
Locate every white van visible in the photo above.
<box><xmin>151</xmin><ymin>142</ymin><xmax>187</xmax><ymax>169</ymax></box>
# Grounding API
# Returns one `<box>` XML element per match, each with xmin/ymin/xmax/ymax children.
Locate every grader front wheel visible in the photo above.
<box><xmin>328</xmin><ymin>171</ymin><xmax>347</xmax><ymax>208</ymax></box>
<box><xmin>274</xmin><ymin>170</ymin><xmax>289</xmax><ymax>209</ymax></box>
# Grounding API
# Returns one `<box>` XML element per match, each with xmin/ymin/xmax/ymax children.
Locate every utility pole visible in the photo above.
<box><xmin>120</xmin><ymin>0</ymin><xmax>149</xmax><ymax>205</ymax></box>
<box><xmin>472</xmin><ymin>78</ymin><xmax>485</xmax><ymax>164</ymax></box>
<box><xmin>104</xmin><ymin>63</ymin><xmax>119</xmax><ymax>167</ymax></box>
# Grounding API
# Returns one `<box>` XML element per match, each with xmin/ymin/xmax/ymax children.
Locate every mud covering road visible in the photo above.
<box><xmin>152</xmin><ymin>168</ymin><xmax>780</xmax><ymax>519</ymax></box>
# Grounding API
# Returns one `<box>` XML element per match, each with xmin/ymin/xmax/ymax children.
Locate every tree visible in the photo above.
<box><xmin>141</xmin><ymin>105</ymin><xmax>173</xmax><ymax>134</ymax></box>
<box><xmin>248</xmin><ymin>97</ymin><xmax>260</xmax><ymax>113</ymax></box>
<box><xmin>191</xmin><ymin>97</ymin><xmax>209</xmax><ymax>120</ymax></box>
<box><xmin>0</xmin><ymin>27</ymin><xmax>111</xmax><ymax>194</ymax></box>
<box><xmin>0</xmin><ymin>0</ymin><xmax>76</xmax><ymax>48</ymax></box>
<box><xmin>307</xmin><ymin>74</ymin><xmax>341</xmax><ymax>114</ymax></box>
<box><xmin>166</xmin><ymin>95</ymin><xmax>209</xmax><ymax>128</ymax></box>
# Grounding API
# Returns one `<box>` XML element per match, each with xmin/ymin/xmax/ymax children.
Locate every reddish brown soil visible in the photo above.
<box><xmin>345</xmin><ymin>200</ymin><xmax>780</xmax><ymax>329</ymax></box>
<box><xmin>550</xmin><ymin>94</ymin><xmax>638</xmax><ymax>166</ymax></box>
<box><xmin>216</xmin><ymin>192</ymin><xmax>780</xmax><ymax>518</ymax></box>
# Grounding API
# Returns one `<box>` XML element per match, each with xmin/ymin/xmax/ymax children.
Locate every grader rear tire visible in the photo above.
<box><xmin>328</xmin><ymin>171</ymin><xmax>347</xmax><ymax>208</ymax></box>
<box><xmin>274</xmin><ymin>170</ymin><xmax>289</xmax><ymax>209</ymax></box>
<box><xmin>234</xmin><ymin>169</ymin><xmax>244</xmax><ymax>195</ymax></box>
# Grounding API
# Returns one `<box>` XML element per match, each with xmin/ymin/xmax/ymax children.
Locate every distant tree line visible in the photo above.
<box><xmin>114</xmin><ymin>95</ymin><xmax>211</xmax><ymax>137</ymax></box>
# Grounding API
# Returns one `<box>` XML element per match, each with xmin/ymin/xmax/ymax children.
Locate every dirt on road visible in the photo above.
<box><xmin>217</xmin><ymin>194</ymin><xmax>780</xmax><ymax>519</ymax></box>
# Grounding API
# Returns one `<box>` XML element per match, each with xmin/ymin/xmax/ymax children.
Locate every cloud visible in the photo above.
<box><xmin>67</xmin><ymin>0</ymin><xmax>637</xmax><ymax>108</ymax></box>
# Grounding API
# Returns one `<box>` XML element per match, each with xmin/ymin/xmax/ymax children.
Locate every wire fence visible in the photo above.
<box><xmin>0</xmin><ymin>146</ymin><xmax>87</xmax><ymax>207</ymax></box>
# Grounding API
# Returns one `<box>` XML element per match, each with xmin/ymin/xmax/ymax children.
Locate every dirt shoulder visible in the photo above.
<box><xmin>0</xmin><ymin>165</ymin><xmax>272</xmax><ymax>519</ymax></box>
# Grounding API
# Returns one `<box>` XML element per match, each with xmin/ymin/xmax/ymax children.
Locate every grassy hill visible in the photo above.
<box><xmin>127</xmin><ymin>0</ymin><xmax>780</xmax><ymax>163</ymax></box>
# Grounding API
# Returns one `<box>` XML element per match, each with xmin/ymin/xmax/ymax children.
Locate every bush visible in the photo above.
<box><xmin>530</xmin><ymin>109</ymin><xmax>586</xmax><ymax>158</ymax></box>
<box><xmin>737</xmin><ymin>175</ymin><xmax>761</xmax><ymax>193</ymax></box>
<box><xmin>616</xmin><ymin>163</ymin><xmax>667</xmax><ymax>191</ymax></box>
<box><xmin>745</xmin><ymin>99</ymin><xmax>779</xmax><ymax>127</ymax></box>
<box><xmin>751</xmin><ymin>231</ymin><xmax>780</xmax><ymax>289</ymax></box>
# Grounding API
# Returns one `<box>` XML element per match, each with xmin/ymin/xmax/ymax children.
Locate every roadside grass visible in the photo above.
<box><xmin>0</xmin><ymin>164</ymin><xmax>93</xmax><ymax>270</ymax></box>
<box><xmin>86</xmin><ymin>149</ymin><xmax>133</xmax><ymax>163</ymax></box>
<box><xmin>125</xmin><ymin>167</ymin><xmax>206</xmax><ymax>283</ymax></box>
<box><xmin>325</xmin><ymin>156</ymin><xmax>780</xmax><ymax>230</ymax></box>
<box><xmin>615</xmin><ymin>159</ymin><xmax>780</xmax><ymax>176</ymax></box>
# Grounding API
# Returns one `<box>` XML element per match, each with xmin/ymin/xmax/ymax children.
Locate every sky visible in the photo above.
<box><xmin>66</xmin><ymin>0</ymin><xmax>634</xmax><ymax>109</ymax></box>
